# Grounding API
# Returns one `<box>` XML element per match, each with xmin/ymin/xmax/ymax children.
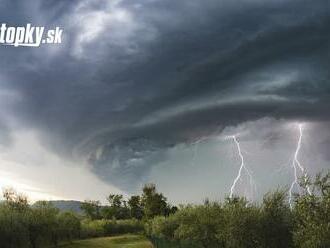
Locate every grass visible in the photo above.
<box><xmin>58</xmin><ymin>235</ymin><xmax>154</xmax><ymax>248</ymax></box>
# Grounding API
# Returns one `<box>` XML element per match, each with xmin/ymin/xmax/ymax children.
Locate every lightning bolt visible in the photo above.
<box><xmin>228</xmin><ymin>135</ymin><xmax>255</xmax><ymax>199</ymax></box>
<box><xmin>288</xmin><ymin>124</ymin><xmax>312</xmax><ymax>208</ymax></box>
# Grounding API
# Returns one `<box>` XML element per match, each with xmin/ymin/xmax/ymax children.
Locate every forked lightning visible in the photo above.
<box><xmin>288</xmin><ymin>124</ymin><xmax>312</xmax><ymax>208</ymax></box>
<box><xmin>228</xmin><ymin>135</ymin><xmax>254</xmax><ymax>199</ymax></box>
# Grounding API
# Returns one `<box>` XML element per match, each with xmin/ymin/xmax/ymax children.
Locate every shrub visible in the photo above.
<box><xmin>80</xmin><ymin>219</ymin><xmax>144</xmax><ymax>239</ymax></box>
<box><xmin>0</xmin><ymin>190</ymin><xmax>82</xmax><ymax>248</ymax></box>
<box><xmin>147</xmin><ymin>197</ymin><xmax>290</xmax><ymax>248</ymax></box>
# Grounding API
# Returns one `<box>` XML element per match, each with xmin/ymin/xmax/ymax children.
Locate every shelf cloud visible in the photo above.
<box><xmin>0</xmin><ymin>0</ymin><xmax>329</xmax><ymax>202</ymax></box>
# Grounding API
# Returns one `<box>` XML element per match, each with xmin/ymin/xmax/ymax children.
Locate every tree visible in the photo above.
<box><xmin>141</xmin><ymin>184</ymin><xmax>170</xmax><ymax>219</ymax></box>
<box><xmin>0</xmin><ymin>189</ymin><xmax>81</xmax><ymax>248</ymax></box>
<box><xmin>174</xmin><ymin>203</ymin><xmax>225</xmax><ymax>248</ymax></box>
<box><xmin>260</xmin><ymin>190</ymin><xmax>293</xmax><ymax>248</ymax></box>
<box><xmin>27</xmin><ymin>201</ymin><xmax>59</xmax><ymax>248</ymax></box>
<box><xmin>57</xmin><ymin>211</ymin><xmax>81</xmax><ymax>243</ymax></box>
<box><xmin>107</xmin><ymin>194</ymin><xmax>123</xmax><ymax>208</ymax></box>
<box><xmin>0</xmin><ymin>189</ymin><xmax>30</xmax><ymax>248</ymax></box>
<box><xmin>222</xmin><ymin>197</ymin><xmax>261</xmax><ymax>248</ymax></box>
<box><xmin>128</xmin><ymin>195</ymin><xmax>144</xmax><ymax>220</ymax></box>
<box><xmin>293</xmin><ymin>172</ymin><xmax>330</xmax><ymax>248</ymax></box>
<box><xmin>81</xmin><ymin>200</ymin><xmax>101</xmax><ymax>220</ymax></box>
<box><xmin>102</xmin><ymin>194</ymin><xmax>130</xmax><ymax>220</ymax></box>
<box><xmin>3</xmin><ymin>188</ymin><xmax>28</xmax><ymax>211</ymax></box>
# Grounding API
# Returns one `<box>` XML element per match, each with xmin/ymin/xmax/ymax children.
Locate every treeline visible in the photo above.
<box><xmin>146</xmin><ymin>172</ymin><xmax>330</xmax><ymax>248</ymax></box>
<box><xmin>0</xmin><ymin>172</ymin><xmax>329</xmax><ymax>248</ymax></box>
<box><xmin>0</xmin><ymin>189</ymin><xmax>80</xmax><ymax>248</ymax></box>
<box><xmin>0</xmin><ymin>183</ymin><xmax>176</xmax><ymax>248</ymax></box>
<box><xmin>80</xmin><ymin>183</ymin><xmax>178</xmax><ymax>221</ymax></box>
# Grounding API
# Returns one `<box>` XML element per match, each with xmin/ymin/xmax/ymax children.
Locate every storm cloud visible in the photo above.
<box><xmin>0</xmin><ymin>0</ymin><xmax>329</xmax><ymax>200</ymax></box>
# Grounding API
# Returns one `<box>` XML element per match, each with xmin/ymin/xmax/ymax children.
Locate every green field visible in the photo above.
<box><xmin>58</xmin><ymin>235</ymin><xmax>154</xmax><ymax>248</ymax></box>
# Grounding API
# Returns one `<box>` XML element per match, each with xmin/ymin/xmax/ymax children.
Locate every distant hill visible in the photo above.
<box><xmin>34</xmin><ymin>200</ymin><xmax>83</xmax><ymax>214</ymax></box>
<box><xmin>51</xmin><ymin>200</ymin><xmax>83</xmax><ymax>213</ymax></box>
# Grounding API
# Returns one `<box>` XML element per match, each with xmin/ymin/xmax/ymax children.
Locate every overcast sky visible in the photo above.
<box><xmin>0</xmin><ymin>0</ymin><xmax>329</xmax><ymax>203</ymax></box>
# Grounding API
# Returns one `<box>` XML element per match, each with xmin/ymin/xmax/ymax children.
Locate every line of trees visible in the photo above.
<box><xmin>80</xmin><ymin>183</ymin><xmax>178</xmax><ymax>221</ymax></box>
<box><xmin>0</xmin><ymin>172</ymin><xmax>329</xmax><ymax>248</ymax></box>
<box><xmin>0</xmin><ymin>189</ymin><xmax>80</xmax><ymax>248</ymax></box>
<box><xmin>146</xmin><ymin>172</ymin><xmax>330</xmax><ymax>248</ymax></box>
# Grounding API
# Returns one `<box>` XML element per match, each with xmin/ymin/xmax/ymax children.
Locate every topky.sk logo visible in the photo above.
<box><xmin>0</xmin><ymin>23</ymin><xmax>63</xmax><ymax>47</ymax></box>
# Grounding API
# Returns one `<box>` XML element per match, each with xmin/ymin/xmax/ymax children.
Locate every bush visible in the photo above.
<box><xmin>104</xmin><ymin>219</ymin><xmax>144</xmax><ymax>235</ymax></box>
<box><xmin>57</xmin><ymin>211</ymin><xmax>81</xmax><ymax>243</ymax></box>
<box><xmin>0</xmin><ymin>190</ymin><xmax>81</xmax><ymax>248</ymax></box>
<box><xmin>293</xmin><ymin>172</ymin><xmax>330</xmax><ymax>248</ymax></box>
<box><xmin>80</xmin><ymin>219</ymin><xmax>144</xmax><ymax>239</ymax></box>
<box><xmin>147</xmin><ymin>191</ymin><xmax>302</xmax><ymax>248</ymax></box>
<box><xmin>80</xmin><ymin>219</ymin><xmax>107</xmax><ymax>238</ymax></box>
<box><xmin>0</xmin><ymin>204</ymin><xmax>29</xmax><ymax>248</ymax></box>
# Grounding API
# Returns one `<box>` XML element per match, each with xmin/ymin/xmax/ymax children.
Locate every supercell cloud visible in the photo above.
<box><xmin>0</xmin><ymin>0</ymin><xmax>329</xmax><ymax>202</ymax></box>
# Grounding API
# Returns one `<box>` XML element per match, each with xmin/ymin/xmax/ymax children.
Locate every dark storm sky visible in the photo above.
<box><xmin>0</xmin><ymin>0</ymin><xmax>329</xmax><ymax>202</ymax></box>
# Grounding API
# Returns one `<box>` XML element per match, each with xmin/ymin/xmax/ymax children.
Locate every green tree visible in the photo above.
<box><xmin>293</xmin><ymin>172</ymin><xmax>330</xmax><ymax>248</ymax></box>
<box><xmin>222</xmin><ymin>197</ymin><xmax>261</xmax><ymax>248</ymax></box>
<box><xmin>141</xmin><ymin>184</ymin><xmax>169</xmax><ymax>219</ymax></box>
<box><xmin>128</xmin><ymin>195</ymin><xmax>144</xmax><ymax>220</ymax></box>
<box><xmin>260</xmin><ymin>190</ymin><xmax>293</xmax><ymax>248</ymax></box>
<box><xmin>0</xmin><ymin>189</ymin><xmax>82</xmax><ymax>248</ymax></box>
<box><xmin>81</xmin><ymin>200</ymin><xmax>101</xmax><ymax>220</ymax></box>
<box><xmin>57</xmin><ymin>211</ymin><xmax>81</xmax><ymax>243</ymax></box>
<box><xmin>102</xmin><ymin>194</ymin><xmax>130</xmax><ymax>220</ymax></box>
<box><xmin>174</xmin><ymin>203</ymin><xmax>225</xmax><ymax>248</ymax></box>
<box><xmin>107</xmin><ymin>194</ymin><xmax>123</xmax><ymax>208</ymax></box>
<box><xmin>27</xmin><ymin>201</ymin><xmax>59</xmax><ymax>248</ymax></box>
